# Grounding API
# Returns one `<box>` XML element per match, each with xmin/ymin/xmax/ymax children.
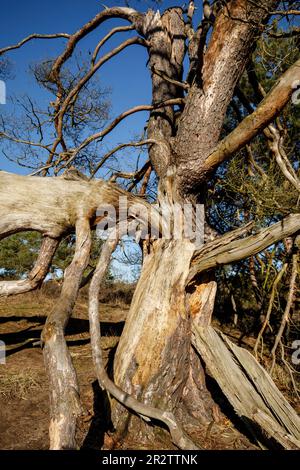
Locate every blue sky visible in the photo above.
<box><xmin>0</xmin><ymin>1</ymin><xmax>296</xmax><ymax>280</ymax></box>
<box><xmin>0</xmin><ymin>1</ymin><xmax>294</xmax><ymax>175</ymax></box>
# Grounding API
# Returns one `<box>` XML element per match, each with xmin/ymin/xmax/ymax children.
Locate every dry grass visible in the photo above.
<box><xmin>0</xmin><ymin>369</ymin><xmax>42</xmax><ymax>400</ymax></box>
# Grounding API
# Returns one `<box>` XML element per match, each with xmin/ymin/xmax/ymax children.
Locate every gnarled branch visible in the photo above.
<box><xmin>42</xmin><ymin>217</ymin><xmax>92</xmax><ymax>449</ymax></box>
<box><xmin>91</xmin><ymin>25</ymin><xmax>135</xmax><ymax>66</ymax></box>
<box><xmin>0</xmin><ymin>171</ymin><xmax>164</xmax><ymax>244</ymax></box>
<box><xmin>55</xmin><ymin>99</ymin><xmax>184</xmax><ymax>172</ymax></box>
<box><xmin>89</xmin><ymin>227</ymin><xmax>200</xmax><ymax>450</ymax></box>
<box><xmin>0</xmin><ymin>33</ymin><xmax>70</xmax><ymax>55</ymax></box>
<box><xmin>90</xmin><ymin>139</ymin><xmax>158</xmax><ymax>178</ymax></box>
<box><xmin>54</xmin><ymin>36</ymin><xmax>148</xmax><ymax>147</ymax></box>
<box><xmin>48</xmin><ymin>7</ymin><xmax>144</xmax><ymax>84</ymax></box>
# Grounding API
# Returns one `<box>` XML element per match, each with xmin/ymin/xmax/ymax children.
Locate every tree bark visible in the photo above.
<box><xmin>89</xmin><ymin>228</ymin><xmax>199</xmax><ymax>450</ymax></box>
<box><xmin>0</xmin><ymin>170</ymin><xmax>163</xmax><ymax>240</ymax></box>
<box><xmin>1</xmin><ymin>0</ymin><xmax>300</xmax><ymax>451</ymax></box>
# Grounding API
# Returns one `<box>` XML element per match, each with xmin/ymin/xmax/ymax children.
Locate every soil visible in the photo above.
<box><xmin>0</xmin><ymin>288</ymin><xmax>298</xmax><ymax>450</ymax></box>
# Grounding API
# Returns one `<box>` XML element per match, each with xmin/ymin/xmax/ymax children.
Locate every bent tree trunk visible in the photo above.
<box><xmin>41</xmin><ymin>217</ymin><xmax>91</xmax><ymax>449</ymax></box>
<box><xmin>113</xmin><ymin>238</ymin><xmax>217</xmax><ymax>443</ymax></box>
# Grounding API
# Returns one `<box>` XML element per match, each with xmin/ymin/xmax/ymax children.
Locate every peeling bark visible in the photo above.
<box><xmin>173</xmin><ymin>0</ymin><xmax>279</xmax><ymax>194</ymax></box>
<box><xmin>145</xmin><ymin>8</ymin><xmax>185</xmax><ymax>180</ymax></box>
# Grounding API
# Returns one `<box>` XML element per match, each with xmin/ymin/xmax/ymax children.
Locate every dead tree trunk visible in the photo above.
<box><xmin>1</xmin><ymin>0</ymin><xmax>300</xmax><ymax>451</ymax></box>
<box><xmin>0</xmin><ymin>179</ymin><xmax>299</xmax><ymax>448</ymax></box>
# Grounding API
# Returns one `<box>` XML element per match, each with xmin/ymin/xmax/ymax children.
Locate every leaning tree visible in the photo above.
<box><xmin>0</xmin><ymin>0</ymin><xmax>300</xmax><ymax>450</ymax></box>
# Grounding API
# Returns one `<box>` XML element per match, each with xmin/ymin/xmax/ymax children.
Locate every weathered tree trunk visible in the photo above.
<box><xmin>89</xmin><ymin>228</ymin><xmax>200</xmax><ymax>450</ymax></box>
<box><xmin>41</xmin><ymin>217</ymin><xmax>91</xmax><ymax>449</ymax></box>
<box><xmin>112</xmin><ymin>238</ymin><xmax>216</xmax><ymax>444</ymax></box>
<box><xmin>1</xmin><ymin>171</ymin><xmax>299</xmax><ymax>448</ymax></box>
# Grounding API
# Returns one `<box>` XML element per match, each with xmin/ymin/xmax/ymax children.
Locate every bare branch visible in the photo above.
<box><xmin>48</xmin><ymin>7</ymin><xmax>143</xmax><ymax>84</ymax></box>
<box><xmin>151</xmin><ymin>66</ymin><xmax>189</xmax><ymax>90</ymax></box>
<box><xmin>56</xmin><ymin>99</ymin><xmax>184</xmax><ymax>171</ymax></box>
<box><xmin>271</xmin><ymin>10</ymin><xmax>300</xmax><ymax>15</ymax></box>
<box><xmin>268</xmin><ymin>27</ymin><xmax>300</xmax><ymax>38</ymax></box>
<box><xmin>29</xmin><ymin>163</ymin><xmax>56</xmax><ymax>177</ymax></box>
<box><xmin>270</xmin><ymin>250</ymin><xmax>299</xmax><ymax>373</ymax></box>
<box><xmin>0</xmin><ymin>33</ymin><xmax>70</xmax><ymax>55</ymax></box>
<box><xmin>0</xmin><ymin>131</ymin><xmax>55</xmax><ymax>154</ymax></box>
<box><xmin>235</xmin><ymin>83</ymin><xmax>299</xmax><ymax>188</ymax></box>
<box><xmin>242</xmin><ymin>64</ymin><xmax>299</xmax><ymax>190</ymax></box>
<box><xmin>42</xmin><ymin>217</ymin><xmax>92</xmax><ymax>449</ymax></box>
<box><xmin>254</xmin><ymin>263</ymin><xmax>288</xmax><ymax>359</ymax></box>
<box><xmin>40</xmin><ymin>7</ymin><xmax>144</xmax><ymax>172</ymax></box>
<box><xmin>127</xmin><ymin>161</ymin><xmax>152</xmax><ymax>192</ymax></box>
<box><xmin>109</xmin><ymin>160</ymin><xmax>151</xmax><ymax>183</ymax></box>
<box><xmin>90</xmin><ymin>139</ymin><xmax>158</xmax><ymax>178</ymax></box>
<box><xmin>54</xmin><ymin>36</ymin><xmax>148</xmax><ymax>146</ymax></box>
<box><xmin>138</xmin><ymin>164</ymin><xmax>152</xmax><ymax>195</ymax></box>
<box><xmin>0</xmin><ymin>171</ymin><xmax>165</xmax><ymax>242</ymax></box>
<box><xmin>91</xmin><ymin>25</ymin><xmax>135</xmax><ymax>66</ymax></box>
<box><xmin>268</xmin><ymin>125</ymin><xmax>300</xmax><ymax>193</ymax></box>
